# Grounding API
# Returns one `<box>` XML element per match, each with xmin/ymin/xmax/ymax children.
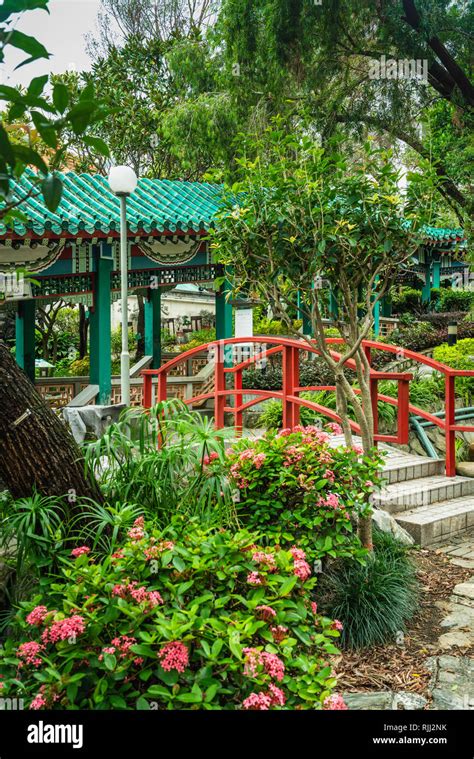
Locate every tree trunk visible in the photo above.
<box><xmin>0</xmin><ymin>342</ymin><xmax>103</xmax><ymax>505</ymax></box>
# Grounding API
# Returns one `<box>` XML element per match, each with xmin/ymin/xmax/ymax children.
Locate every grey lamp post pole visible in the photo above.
<box><xmin>108</xmin><ymin>166</ymin><xmax>138</xmax><ymax>406</ymax></box>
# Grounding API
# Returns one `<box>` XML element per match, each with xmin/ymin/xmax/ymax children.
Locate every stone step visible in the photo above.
<box><xmin>383</xmin><ymin>456</ymin><xmax>445</xmax><ymax>484</ymax></box>
<box><xmin>395</xmin><ymin>496</ymin><xmax>474</xmax><ymax>546</ymax></box>
<box><xmin>373</xmin><ymin>475</ymin><xmax>474</xmax><ymax>514</ymax></box>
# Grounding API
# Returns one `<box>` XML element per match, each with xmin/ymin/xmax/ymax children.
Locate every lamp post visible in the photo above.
<box><xmin>108</xmin><ymin>165</ymin><xmax>138</xmax><ymax>406</ymax></box>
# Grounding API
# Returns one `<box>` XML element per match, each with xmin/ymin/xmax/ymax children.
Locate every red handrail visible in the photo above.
<box><xmin>142</xmin><ymin>335</ymin><xmax>474</xmax><ymax>477</ymax></box>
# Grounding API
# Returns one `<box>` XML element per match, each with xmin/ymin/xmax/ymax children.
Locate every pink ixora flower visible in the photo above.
<box><xmin>326</xmin><ymin>422</ymin><xmax>342</xmax><ymax>435</ymax></box>
<box><xmin>252</xmin><ymin>551</ymin><xmax>276</xmax><ymax>571</ymax></box>
<box><xmin>242</xmin><ymin>691</ymin><xmax>272</xmax><ymax>710</ymax></box>
<box><xmin>311</xmin><ymin>601</ymin><xmax>318</xmax><ymax>615</ymax></box>
<box><xmin>255</xmin><ymin>605</ymin><xmax>276</xmax><ymax>621</ymax></box>
<box><xmin>317</xmin><ymin>492</ymin><xmax>343</xmax><ymax>510</ymax></box>
<box><xmin>70</xmin><ymin>546</ymin><xmax>90</xmax><ymax>558</ymax></box>
<box><xmin>157</xmin><ymin>641</ymin><xmax>189</xmax><ymax>673</ymax></box>
<box><xmin>246</xmin><ymin>571</ymin><xmax>264</xmax><ymax>586</ymax></box>
<box><xmin>261</xmin><ymin>652</ymin><xmax>285</xmax><ymax>682</ymax></box>
<box><xmin>29</xmin><ymin>693</ymin><xmax>47</xmax><ymax>710</ymax></box>
<box><xmin>42</xmin><ymin>615</ymin><xmax>86</xmax><ymax>644</ymax></box>
<box><xmin>26</xmin><ymin>605</ymin><xmax>49</xmax><ymax>627</ymax></box>
<box><xmin>203</xmin><ymin>451</ymin><xmax>219</xmax><ymax>466</ymax></box>
<box><xmin>270</xmin><ymin>625</ymin><xmax>288</xmax><ymax>643</ymax></box>
<box><xmin>268</xmin><ymin>683</ymin><xmax>286</xmax><ymax>707</ymax></box>
<box><xmin>331</xmin><ymin>619</ymin><xmax>344</xmax><ymax>632</ymax></box>
<box><xmin>128</xmin><ymin>516</ymin><xmax>146</xmax><ymax>541</ymax></box>
<box><xmin>324</xmin><ymin>693</ymin><xmax>348</xmax><ymax>710</ymax></box>
<box><xmin>290</xmin><ymin>546</ymin><xmax>311</xmax><ymax>582</ymax></box>
<box><xmin>17</xmin><ymin>641</ymin><xmax>44</xmax><ymax>668</ymax></box>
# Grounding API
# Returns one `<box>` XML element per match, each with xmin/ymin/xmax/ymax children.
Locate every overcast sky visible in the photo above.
<box><xmin>3</xmin><ymin>1</ymin><xmax>101</xmax><ymax>87</ymax></box>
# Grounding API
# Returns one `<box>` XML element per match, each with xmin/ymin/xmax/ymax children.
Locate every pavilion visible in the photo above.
<box><xmin>0</xmin><ymin>168</ymin><xmax>467</xmax><ymax>404</ymax></box>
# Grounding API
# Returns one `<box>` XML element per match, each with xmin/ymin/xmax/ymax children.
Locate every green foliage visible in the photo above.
<box><xmin>0</xmin><ymin>2</ymin><xmax>109</xmax><ymax>216</ymax></box>
<box><xmin>437</xmin><ymin>289</ymin><xmax>474</xmax><ymax>313</ymax></box>
<box><xmin>0</xmin><ymin>519</ymin><xmax>342</xmax><ymax>710</ymax></box>
<box><xmin>378</xmin><ymin>378</ymin><xmax>444</xmax><ymax>412</ymax></box>
<box><xmin>179</xmin><ymin>327</ymin><xmax>216</xmax><ymax>352</ymax></box>
<box><xmin>316</xmin><ymin>529</ymin><xmax>419</xmax><ymax>650</ymax></box>
<box><xmin>259</xmin><ymin>391</ymin><xmax>397</xmax><ymax>431</ymax></box>
<box><xmin>389</xmin><ymin>321</ymin><xmax>438</xmax><ymax>353</ymax></box>
<box><xmin>219</xmin><ymin>425</ymin><xmax>383</xmax><ymax>562</ymax></box>
<box><xmin>84</xmin><ymin>401</ymin><xmax>236</xmax><ymax>529</ymax></box>
<box><xmin>432</xmin><ymin>339</ymin><xmax>474</xmax><ymax>404</ymax></box>
<box><xmin>391</xmin><ymin>288</ymin><xmax>423</xmax><ymax>315</ymax></box>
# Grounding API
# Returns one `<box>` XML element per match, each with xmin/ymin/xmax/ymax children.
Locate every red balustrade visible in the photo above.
<box><xmin>142</xmin><ymin>336</ymin><xmax>474</xmax><ymax>477</ymax></box>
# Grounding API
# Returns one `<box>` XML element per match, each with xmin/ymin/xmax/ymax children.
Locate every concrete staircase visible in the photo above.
<box><xmin>329</xmin><ymin>436</ymin><xmax>474</xmax><ymax>546</ymax></box>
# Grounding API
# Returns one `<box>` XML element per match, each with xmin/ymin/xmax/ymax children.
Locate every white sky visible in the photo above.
<box><xmin>3</xmin><ymin>0</ymin><xmax>101</xmax><ymax>87</ymax></box>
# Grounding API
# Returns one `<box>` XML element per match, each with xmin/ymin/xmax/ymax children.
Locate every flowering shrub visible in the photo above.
<box><xmin>218</xmin><ymin>425</ymin><xmax>383</xmax><ymax>562</ymax></box>
<box><xmin>0</xmin><ymin>518</ymin><xmax>346</xmax><ymax>710</ymax></box>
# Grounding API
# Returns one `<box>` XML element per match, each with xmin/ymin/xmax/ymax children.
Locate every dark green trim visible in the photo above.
<box><xmin>145</xmin><ymin>288</ymin><xmax>161</xmax><ymax>369</ymax></box>
<box><xmin>15</xmin><ymin>299</ymin><xmax>35</xmax><ymax>382</ymax></box>
<box><xmin>89</xmin><ymin>244</ymin><xmax>112</xmax><ymax>404</ymax></box>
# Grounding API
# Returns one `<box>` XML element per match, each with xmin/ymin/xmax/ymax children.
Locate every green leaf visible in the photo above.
<box><xmin>228</xmin><ymin>631</ymin><xmax>242</xmax><ymax>660</ymax></box>
<box><xmin>0</xmin><ymin>124</ymin><xmax>15</xmax><ymax>166</ymax></box>
<box><xmin>172</xmin><ymin>555</ymin><xmax>186</xmax><ymax>573</ymax></box>
<box><xmin>204</xmin><ymin>683</ymin><xmax>219</xmax><ymax>702</ymax></box>
<box><xmin>31</xmin><ymin>111</ymin><xmax>57</xmax><ymax>149</ymax></box>
<box><xmin>27</xmin><ymin>75</ymin><xmax>48</xmax><ymax>98</ymax></box>
<box><xmin>211</xmin><ymin>639</ymin><xmax>223</xmax><ymax>657</ymax></box>
<box><xmin>109</xmin><ymin>695</ymin><xmax>127</xmax><ymax>709</ymax></box>
<box><xmin>176</xmin><ymin>691</ymin><xmax>202</xmax><ymax>703</ymax></box>
<box><xmin>279</xmin><ymin>575</ymin><xmax>298</xmax><ymax>596</ymax></box>
<box><xmin>68</xmin><ymin>100</ymin><xmax>96</xmax><ymax>135</ymax></box>
<box><xmin>130</xmin><ymin>644</ymin><xmax>155</xmax><ymax>658</ymax></box>
<box><xmin>41</xmin><ymin>174</ymin><xmax>62</xmax><ymax>212</ymax></box>
<box><xmin>83</xmin><ymin>135</ymin><xmax>110</xmax><ymax>157</ymax></box>
<box><xmin>52</xmin><ymin>82</ymin><xmax>69</xmax><ymax>113</ymax></box>
<box><xmin>147</xmin><ymin>685</ymin><xmax>171</xmax><ymax>698</ymax></box>
<box><xmin>103</xmin><ymin>653</ymin><xmax>116</xmax><ymax>671</ymax></box>
<box><xmin>136</xmin><ymin>696</ymin><xmax>150</xmax><ymax>710</ymax></box>
<box><xmin>9</xmin><ymin>30</ymin><xmax>49</xmax><ymax>68</ymax></box>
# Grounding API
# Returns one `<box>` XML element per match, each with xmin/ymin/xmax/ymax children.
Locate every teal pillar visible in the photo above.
<box><xmin>432</xmin><ymin>259</ymin><xmax>441</xmax><ymax>290</ymax></box>
<box><xmin>297</xmin><ymin>290</ymin><xmax>312</xmax><ymax>336</ymax></box>
<box><xmin>145</xmin><ymin>287</ymin><xmax>161</xmax><ymax>369</ymax></box>
<box><xmin>422</xmin><ymin>254</ymin><xmax>432</xmax><ymax>304</ymax></box>
<box><xmin>373</xmin><ymin>298</ymin><xmax>380</xmax><ymax>337</ymax></box>
<box><xmin>215</xmin><ymin>279</ymin><xmax>232</xmax><ymax>341</ymax></box>
<box><xmin>381</xmin><ymin>296</ymin><xmax>392</xmax><ymax>317</ymax></box>
<box><xmin>328</xmin><ymin>288</ymin><xmax>338</xmax><ymax>319</ymax></box>
<box><xmin>16</xmin><ymin>299</ymin><xmax>35</xmax><ymax>381</ymax></box>
<box><xmin>89</xmin><ymin>244</ymin><xmax>112</xmax><ymax>404</ymax></box>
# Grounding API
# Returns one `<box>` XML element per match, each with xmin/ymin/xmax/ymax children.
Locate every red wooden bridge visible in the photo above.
<box><xmin>142</xmin><ymin>336</ymin><xmax>474</xmax><ymax>477</ymax></box>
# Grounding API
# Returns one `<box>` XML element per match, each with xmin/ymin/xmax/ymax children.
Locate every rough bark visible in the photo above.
<box><xmin>0</xmin><ymin>342</ymin><xmax>103</xmax><ymax>505</ymax></box>
<box><xmin>78</xmin><ymin>304</ymin><xmax>89</xmax><ymax>359</ymax></box>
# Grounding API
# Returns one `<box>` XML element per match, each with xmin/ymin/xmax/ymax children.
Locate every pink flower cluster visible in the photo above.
<box><xmin>128</xmin><ymin>516</ymin><xmax>145</xmax><ymax>541</ymax></box>
<box><xmin>229</xmin><ymin>449</ymin><xmax>267</xmax><ymax>489</ymax></box>
<box><xmin>17</xmin><ymin>641</ymin><xmax>43</xmax><ymax>668</ymax></box>
<box><xmin>270</xmin><ymin>625</ymin><xmax>288</xmax><ymax>643</ymax></box>
<box><xmin>144</xmin><ymin>540</ymin><xmax>174</xmax><ymax>561</ymax></box>
<box><xmin>324</xmin><ymin>693</ymin><xmax>348</xmax><ymax>710</ymax></box>
<box><xmin>242</xmin><ymin>684</ymin><xmax>286</xmax><ymax>710</ymax></box>
<box><xmin>112</xmin><ymin>580</ymin><xmax>163</xmax><ymax>609</ymax></box>
<box><xmin>42</xmin><ymin>615</ymin><xmax>86</xmax><ymax>644</ymax></box>
<box><xmin>323</xmin><ymin>468</ymin><xmax>335</xmax><ymax>483</ymax></box>
<box><xmin>99</xmin><ymin>635</ymin><xmax>138</xmax><ymax>663</ymax></box>
<box><xmin>243</xmin><ymin>648</ymin><xmax>285</xmax><ymax>682</ymax></box>
<box><xmin>317</xmin><ymin>492</ymin><xmax>343</xmax><ymax>510</ymax></box>
<box><xmin>326</xmin><ymin>422</ymin><xmax>342</xmax><ymax>435</ymax></box>
<box><xmin>246</xmin><ymin>571</ymin><xmax>264</xmax><ymax>586</ymax></box>
<box><xmin>157</xmin><ymin>641</ymin><xmax>189</xmax><ymax>673</ymax></box>
<box><xmin>203</xmin><ymin>451</ymin><xmax>219</xmax><ymax>466</ymax></box>
<box><xmin>29</xmin><ymin>693</ymin><xmax>47</xmax><ymax>710</ymax></box>
<box><xmin>290</xmin><ymin>546</ymin><xmax>311</xmax><ymax>582</ymax></box>
<box><xmin>70</xmin><ymin>546</ymin><xmax>90</xmax><ymax>558</ymax></box>
<box><xmin>255</xmin><ymin>605</ymin><xmax>276</xmax><ymax>621</ymax></box>
<box><xmin>251</xmin><ymin>551</ymin><xmax>276</xmax><ymax>571</ymax></box>
<box><xmin>283</xmin><ymin>445</ymin><xmax>304</xmax><ymax>467</ymax></box>
<box><xmin>26</xmin><ymin>605</ymin><xmax>49</xmax><ymax>627</ymax></box>
<box><xmin>331</xmin><ymin>619</ymin><xmax>344</xmax><ymax>632</ymax></box>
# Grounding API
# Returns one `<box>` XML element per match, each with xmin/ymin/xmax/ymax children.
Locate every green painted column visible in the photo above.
<box><xmin>145</xmin><ymin>287</ymin><xmax>161</xmax><ymax>369</ymax></box>
<box><xmin>381</xmin><ymin>296</ymin><xmax>392</xmax><ymax>317</ymax></box>
<box><xmin>297</xmin><ymin>289</ymin><xmax>312</xmax><ymax>336</ymax></box>
<box><xmin>432</xmin><ymin>259</ymin><xmax>441</xmax><ymax>290</ymax></box>
<box><xmin>422</xmin><ymin>253</ymin><xmax>432</xmax><ymax>304</ymax></box>
<box><xmin>89</xmin><ymin>244</ymin><xmax>112</xmax><ymax>404</ymax></box>
<box><xmin>373</xmin><ymin>298</ymin><xmax>380</xmax><ymax>337</ymax></box>
<box><xmin>16</xmin><ymin>299</ymin><xmax>35</xmax><ymax>382</ymax></box>
<box><xmin>328</xmin><ymin>288</ymin><xmax>338</xmax><ymax>319</ymax></box>
<box><xmin>215</xmin><ymin>278</ymin><xmax>232</xmax><ymax>341</ymax></box>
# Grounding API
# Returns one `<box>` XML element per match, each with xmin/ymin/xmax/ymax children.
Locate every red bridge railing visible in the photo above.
<box><xmin>142</xmin><ymin>336</ymin><xmax>474</xmax><ymax>477</ymax></box>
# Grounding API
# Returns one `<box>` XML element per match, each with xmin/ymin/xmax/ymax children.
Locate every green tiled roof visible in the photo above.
<box><xmin>0</xmin><ymin>169</ymin><xmax>466</xmax><ymax>250</ymax></box>
<box><xmin>1</xmin><ymin>168</ymin><xmax>224</xmax><ymax>237</ymax></box>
